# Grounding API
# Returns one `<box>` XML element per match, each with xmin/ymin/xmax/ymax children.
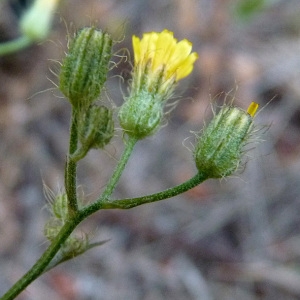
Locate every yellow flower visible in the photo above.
<box><xmin>131</xmin><ymin>29</ymin><xmax>198</xmax><ymax>96</ymax></box>
<box><xmin>119</xmin><ymin>29</ymin><xmax>198</xmax><ymax>139</ymax></box>
<box><xmin>133</xmin><ymin>30</ymin><xmax>198</xmax><ymax>82</ymax></box>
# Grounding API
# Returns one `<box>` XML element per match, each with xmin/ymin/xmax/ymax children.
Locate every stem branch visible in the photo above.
<box><xmin>108</xmin><ymin>172</ymin><xmax>207</xmax><ymax>209</ymax></box>
<box><xmin>0</xmin><ymin>36</ymin><xmax>32</xmax><ymax>56</ymax></box>
<box><xmin>1</xmin><ymin>135</ymin><xmax>138</xmax><ymax>299</ymax></box>
<box><xmin>79</xmin><ymin>135</ymin><xmax>138</xmax><ymax>218</ymax></box>
<box><xmin>82</xmin><ymin>172</ymin><xmax>207</xmax><ymax>216</ymax></box>
<box><xmin>1</xmin><ymin>216</ymin><xmax>81</xmax><ymax>300</ymax></box>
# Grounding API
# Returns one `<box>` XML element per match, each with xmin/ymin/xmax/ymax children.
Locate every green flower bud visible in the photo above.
<box><xmin>194</xmin><ymin>102</ymin><xmax>259</xmax><ymax>178</ymax></box>
<box><xmin>118</xmin><ymin>91</ymin><xmax>163</xmax><ymax>139</ymax></box>
<box><xmin>59</xmin><ymin>27</ymin><xmax>112</xmax><ymax>110</ymax></box>
<box><xmin>44</xmin><ymin>218</ymin><xmax>61</xmax><ymax>241</ymax></box>
<box><xmin>79</xmin><ymin>105</ymin><xmax>114</xmax><ymax>150</ymax></box>
<box><xmin>60</xmin><ymin>235</ymin><xmax>88</xmax><ymax>258</ymax></box>
<box><xmin>44</xmin><ymin>218</ymin><xmax>88</xmax><ymax>257</ymax></box>
<box><xmin>51</xmin><ymin>193</ymin><xmax>68</xmax><ymax>221</ymax></box>
<box><xmin>43</xmin><ymin>191</ymin><xmax>69</xmax><ymax>242</ymax></box>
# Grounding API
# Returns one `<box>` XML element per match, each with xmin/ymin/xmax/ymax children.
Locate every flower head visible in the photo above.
<box><xmin>119</xmin><ymin>30</ymin><xmax>198</xmax><ymax>139</ymax></box>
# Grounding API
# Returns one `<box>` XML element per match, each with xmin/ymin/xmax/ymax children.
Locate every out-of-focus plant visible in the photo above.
<box><xmin>0</xmin><ymin>27</ymin><xmax>260</xmax><ymax>299</ymax></box>
<box><xmin>232</xmin><ymin>0</ymin><xmax>275</xmax><ymax>21</ymax></box>
<box><xmin>0</xmin><ymin>0</ymin><xmax>59</xmax><ymax>56</ymax></box>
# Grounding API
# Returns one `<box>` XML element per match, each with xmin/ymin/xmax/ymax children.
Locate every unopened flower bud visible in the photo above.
<box><xmin>79</xmin><ymin>105</ymin><xmax>114</xmax><ymax>150</ymax></box>
<box><xmin>44</xmin><ymin>192</ymin><xmax>68</xmax><ymax>241</ymax></box>
<box><xmin>194</xmin><ymin>102</ymin><xmax>259</xmax><ymax>178</ymax></box>
<box><xmin>52</xmin><ymin>193</ymin><xmax>68</xmax><ymax>220</ymax></box>
<box><xmin>61</xmin><ymin>235</ymin><xmax>88</xmax><ymax>258</ymax></box>
<box><xmin>59</xmin><ymin>27</ymin><xmax>112</xmax><ymax>110</ymax></box>
<box><xmin>119</xmin><ymin>91</ymin><xmax>163</xmax><ymax>139</ymax></box>
<box><xmin>44</xmin><ymin>218</ymin><xmax>61</xmax><ymax>241</ymax></box>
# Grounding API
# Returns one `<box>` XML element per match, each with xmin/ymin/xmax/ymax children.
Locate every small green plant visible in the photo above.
<box><xmin>1</xmin><ymin>27</ymin><xmax>260</xmax><ymax>299</ymax></box>
<box><xmin>0</xmin><ymin>0</ymin><xmax>59</xmax><ymax>56</ymax></box>
<box><xmin>232</xmin><ymin>0</ymin><xmax>269</xmax><ymax>21</ymax></box>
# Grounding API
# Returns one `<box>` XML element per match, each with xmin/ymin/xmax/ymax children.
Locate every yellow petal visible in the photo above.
<box><xmin>175</xmin><ymin>52</ymin><xmax>198</xmax><ymax>80</ymax></box>
<box><xmin>141</xmin><ymin>32</ymin><xmax>158</xmax><ymax>61</ymax></box>
<box><xmin>166</xmin><ymin>39</ymin><xmax>193</xmax><ymax>79</ymax></box>
<box><xmin>152</xmin><ymin>30</ymin><xmax>176</xmax><ymax>70</ymax></box>
<box><xmin>132</xmin><ymin>35</ymin><xmax>141</xmax><ymax>64</ymax></box>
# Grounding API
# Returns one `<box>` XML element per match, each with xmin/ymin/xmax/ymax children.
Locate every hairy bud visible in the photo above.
<box><xmin>194</xmin><ymin>102</ymin><xmax>258</xmax><ymax>178</ymax></box>
<box><xmin>79</xmin><ymin>105</ymin><xmax>114</xmax><ymax>150</ymax></box>
<box><xmin>59</xmin><ymin>27</ymin><xmax>112</xmax><ymax>109</ymax></box>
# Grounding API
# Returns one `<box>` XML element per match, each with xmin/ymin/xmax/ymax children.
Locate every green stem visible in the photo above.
<box><xmin>65</xmin><ymin>109</ymin><xmax>79</xmax><ymax>214</ymax></box>
<box><xmin>1</xmin><ymin>216</ymin><xmax>81</xmax><ymax>300</ymax></box>
<box><xmin>1</xmin><ymin>135</ymin><xmax>205</xmax><ymax>299</ymax></box>
<box><xmin>109</xmin><ymin>172</ymin><xmax>207</xmax><ymax>208</ymax></box>
<box><xmin>2</xmin><ymin>110</ymin><xmax>82</xmax><ymax>299</ymax></box>
<box><xmin>0</xmin><ymin>36</ymin><xmax>32</xmax><ymax>56</ymax></box>
<box><xmin>78</xmin><ymin>136</ymin><xmax>138</xmax><ymax>218</ymax></box>
<box><xmin>83</xmin><ymin>172</ymin><xmax>207</xmax><ymax>214</ymax></box>
<box><xmin>1</xmin><ymin>135</ymin><xmax>138</xmax><ymax>299</ymax></box>
<box><xmin>101</xmin><ymin>136</ymin><xmax>138</xmax><ymax>198</ymax></box>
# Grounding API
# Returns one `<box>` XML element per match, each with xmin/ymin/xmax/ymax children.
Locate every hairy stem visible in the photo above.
<box><xmin>1</xmin><ymin>135</ymin><xmax>138</xmax><ymax>299</ymax></box>
<box><xmin>79</xmin><ymin>135</ymin><xmax>138</xmax><ymax>218</ymax></box>
<box><xmin>1</xmin><ymin>136</ymin><xmax>207</xmax><ymax>300</ymax></box>
<box><xmin>1</xmin><ymin>216</ymin><xmax>81</xmax><ymax>300</ymax></box>
<box><xmin>109</xmin><ymin>172</ymin><xmax>207</xmax><ymax>208</ymax></box>
<box><xmin>65</xmin><ymin>109</ymin><xmax>79</xmax><ymax>214</ymax></box>
<box><xmin>83</xmin><ymin>172</ymin><xmax>207</xmax><ymax>215</ymax></box>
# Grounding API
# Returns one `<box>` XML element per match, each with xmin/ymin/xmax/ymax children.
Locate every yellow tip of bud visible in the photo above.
<box><xmin>247</xmin><ymin>102</ymin><xmax>259</xmax><ymax>117</ymax></box>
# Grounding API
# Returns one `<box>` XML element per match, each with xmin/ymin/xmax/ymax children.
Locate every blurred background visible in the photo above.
<box><xmin>1</xmin><ymin>0</ymin><xmax>300</xmax><ymax>299</ymax></box>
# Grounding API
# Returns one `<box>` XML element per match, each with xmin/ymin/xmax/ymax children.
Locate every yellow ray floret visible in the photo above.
<box><xmin>132</xmin><ymin>29</ymin><xmax>198</xmax><ymax>81</ymax></box>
